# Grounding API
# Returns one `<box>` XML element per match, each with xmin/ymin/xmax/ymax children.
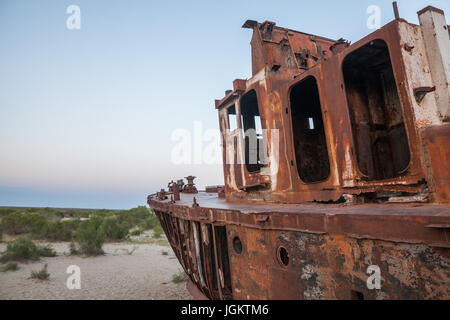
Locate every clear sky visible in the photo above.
<box><xmin>0</xmin><ymin>0</ymin><xmax>449</xmax><ymax>209</ymax></box>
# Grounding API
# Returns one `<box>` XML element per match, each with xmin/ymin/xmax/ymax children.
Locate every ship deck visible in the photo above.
<box><xmin>160</xmin><ymin>191</ymin><xmax>450</xmax><ymax>217</ymax></box>
<box><xmin>149</xmin><ymin>192</ymin><xmax>450</xmax><ymax>248</ymax></box>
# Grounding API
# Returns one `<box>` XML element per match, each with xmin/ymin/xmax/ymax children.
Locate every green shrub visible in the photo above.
<box><xmin>76</xmin><ymin>217</ymin><xmax>105</xmax><ymax>256</ymax></box>
<box><xmin>114</xmin><ymin>206</ymin><xmax>151</xmax><ymax>228</ymax></box>
<box><xmin>161</xmin><ymin>251</ymin><xmax>168</xmax><ymax>256</ymax></box>
<box><xmin>38</xmin><ymin>245</ymin><xmax>56</xmax><ymax>257</ymax></box>
<box><xmin>73</xmin><ymin>210</ymin><xmax>90</xmax><ymax>219</ymax></box>
<box><xmin>0</xmin><ymin>237</ymin><xmax>41</xmax><ymax>262</ymax></box>
<box><xmin>0</xmin><ymin>207</ymin><xmax>157</xmax><ymax>244</ymax></box>
<box><xmin>137</xmin><ymin>221</ymin><xmax>146</xmax><ymax>230</ymax></box>
<box><xmin>129</xmin><ymin>206</ymin><xmax>151</xmax><ymax>220</ymax></box>
<box><xmin>1</xmin><ymin>212</ymin><xmax>28</xmax><ymax>234</ymax></box>
<box><xmin>69</xmin><ymin>242</ymin><xmax>79</xmax><ymax>255</ymax></box>
<box><xmin>27</xmin><ymin>213</ymin><xmax>50</xmax><ymax>237</ymax></box>
<box><xmin>116</xmin><ymin>211</ymin><xmax>134</xmax><ymax>227</ymax></box>
<box><xmin>30</xmin><ymin>264</ymin><xmax>50</xmax><ymax>280</ymax></box>
<box><xmin>153</xmin><ymin>224</ymin><xmax>163</xmax><ymax>238</ymax></box>
<box><xmin>44</xmin><ymin>221</ymin><xmax>72</xmax><ymax>241</ymax></box>
<box><xmin>141</xmin><ymin>215</ymin><xmax>159</xmax><ymax>230</ymax></box>
<box><xmin>130</xmin><ymin>229</ymin><xmax>143</xmax><ymax>236</ymax></box>
<box><xmin>0</xmin><ymin>207</ymin><xmax>17</xmax><ymax>217</ymax></box>
<box><xmin>0</xmin><ymin>262</ymin><xmax>19</xmax><ymax>272</ymax></box>
<box><xmin>171</xmin><ymin>269</ymin><xmax>188</xmax><ymax>284</ymax></box>
<box><xmin>61</xmin><ymin>219</ymin><xmax>81</xmax><ymax>236</ymax></box>
<box><xmin>0</xmin><ymin>237</ymin><xmax>57</xmax><ymax>263</ymax></box>
<box><xmin>100</xmin><ymin>217</ymin><xmax>129</xmax><ymax>241</ymax></box>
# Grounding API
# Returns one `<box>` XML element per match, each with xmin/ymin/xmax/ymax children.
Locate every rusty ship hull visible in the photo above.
<box><xmin>148</xmin><ymin>5</ymin><xmax>450</xmax><ymax>300</ymax></box>
<box><xmin>149</xmin><ymin>193</ymin><xmax>449</xmax><ymax>299</ymax></box>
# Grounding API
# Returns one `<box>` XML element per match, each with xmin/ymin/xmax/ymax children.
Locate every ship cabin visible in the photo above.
<box><xmin>215</xmin><ymin>6</ymin><xmax>450</xmax><ymax>204</ymax></box>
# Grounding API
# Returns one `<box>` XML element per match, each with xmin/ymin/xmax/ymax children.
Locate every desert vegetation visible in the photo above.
<box><xmin>0</xmin><ymin>262</ymin><xmax>19</xmax><ymax>272</ymax></box>
<box><xmin>30</xmin><ymin>263</ymin><xmax>50</xmax><ymax>280</ymax></box>
<box><xmin>0</xmin><ymin>237</ymin><xmax>56</xmax><ymax>263</ymax></box>
<box><xmin>0</xmin><ymin>206</ymin><xmax>191</xmax><ymax>299</ymax></box>
<box><xmin>171</xmin><ymin>269</ymin><xmax>189</xmax><ymax>284</ymax></box>
<box><xmin>0</xmin><ymin>206</ymin><xmax>163</xmax><ymax>261</ymax></box>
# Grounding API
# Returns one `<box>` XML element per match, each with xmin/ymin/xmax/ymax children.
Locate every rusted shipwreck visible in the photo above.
<box><xmin>148</xmin><ymin>4</ymin><xmax>450</xmax><ymax>300</ymax></box>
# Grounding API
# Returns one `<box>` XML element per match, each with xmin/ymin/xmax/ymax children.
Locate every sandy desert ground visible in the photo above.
<box><xmin>0</xmin><ymin>236</ymin><xmax>193</xmax><ymax>300</ymax></box>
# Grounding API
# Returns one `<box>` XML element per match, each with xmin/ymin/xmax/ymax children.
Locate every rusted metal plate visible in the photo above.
<box><xmin>423</xmin><ymin>123</ymin><xmax>450</xmax><ymax>203</ymax></box>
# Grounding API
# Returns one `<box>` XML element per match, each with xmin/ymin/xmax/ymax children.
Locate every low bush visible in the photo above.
<box><xmin>171</xmin><ymin>269</ymin><xmax>188</xmax><ymax>284</ymax></box>
<box><xmin>44</xmin><ymin>221</ymin><xmax>72</xmax><ymax>241</ymax></box>
<box><xmin>38</xmin><ymin>245</ymin><xmax>57</xmax><ymax>257</ymax></box>
<box><xmin>139</xmin><ymin>214</ymin><xmax>159</xmax><ymax>230</ymax></box>
<box><xmin>27</xmin><ymin>213</ymin><xmax>50</xmax><ymax>237</ymax></box>
<box><xmin>0</xmin><ymin>211</ymin><xmax>74</xmax><ymax>241</ymax></box>
<box><xmin>1</xmin><ymin>212</ymin><xmax>28</xmax><ymax>234</ymax></box>
<box><xmin>100</xmin><ymin>216</ymin><xmax>128</xmax><ymax>241</ymax></box>
<box><xmin>130</xmin><ymin>229</ymin><xmax>143</xmax><ymax>236</ymax></box>
<box><xmin>0</xmin><ymin>237</ymin><xmax>56</xmax><ymax>262</ymax></box>
<box><xmin>0</xmin><ymin>262</ymin><xmax>19</xmax><ymax>272</ymax></box>
<box><xmin>130</xmin><ymin>206</ymin><xmax>151</xmax><ymax>219</ymax></box>
<box><xmin>0</xmin><ymin>237</ymin><xmax>41</xmax><ymax>262</ymax></box>
<box><xmin>0</xmin><ymin>206</ymin><xmax>158</xmax><ymax>244</ymax></box>
<box><xmin>69</xmin><ymin>242</ymin><xmax>79</xmax><ymax>255</ymax></box>
<box><xmin>152</xmin><ymin>224</ymin><xmax>163</xmax><ymax>238</ymax></box>
<box><xmin>0</xmin><ymin>207</ymin><xmax>16</xmax><ymax>217</ymax></box>
<box><xmin>75</xmin><ymin>217</ymin><xmax>105</xmax><ymax>256</ymax></box>
<box><xmin>30</xmin><ymin>264</ymin><xmax>50</xmax><ymax>280</ymax></box>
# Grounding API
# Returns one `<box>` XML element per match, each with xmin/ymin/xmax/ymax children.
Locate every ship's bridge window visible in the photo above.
<box><xmin>240</xmin><ymin>89</ymin><xmax>265</xmax><ymax>173</ymax></box>
<box><xmin>227</xmin><ymin>104</ymin><xmax>239</xmax><ymax>132</ymax></box>
<box><xmin>289</xmin><ymin>76</ymin><xmax>330</xmax><ymax>183</ymax></box>
<box><xmin>342</xmin><ymin>39</ymin><xmax>411</xmax><ymax>180</ymax></box>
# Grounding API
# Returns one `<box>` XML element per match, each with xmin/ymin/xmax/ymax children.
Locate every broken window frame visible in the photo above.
<box><xmin>341</xmin><ymin>38</ymin><xmax>412</xmax><ymax>181</ymax></box>
<box><xmin>226</xmin><ymin>104</ymin><xmax>240</xmax><ymax>133</ymax></box>
<box><xmin>239</xmin><ymin>89</ymin><xmax>266</xmax><ymax>174</ymax></box>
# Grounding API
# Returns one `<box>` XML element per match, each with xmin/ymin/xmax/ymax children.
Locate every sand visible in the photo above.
<box><xmin>0</xmin><ymin>239</ymin><xmax>192</xmax><ymax>300</ymax></box>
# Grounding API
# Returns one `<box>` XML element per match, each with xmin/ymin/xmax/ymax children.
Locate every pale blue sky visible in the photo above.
<box><xmin>0</xmin><ymin>0</ymin><xmax>448</xmax><ymax>209</ymax></box>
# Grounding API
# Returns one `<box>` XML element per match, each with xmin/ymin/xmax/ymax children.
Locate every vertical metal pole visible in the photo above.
<box><xmin>393</xmin><ymin>2</ymin><xmax>400</xmax><ymax>20</ymax></box>
<box><xmin>173</xmin><ymin>182</ymin><xmax>180</xmax><ymax>201</ymax></box>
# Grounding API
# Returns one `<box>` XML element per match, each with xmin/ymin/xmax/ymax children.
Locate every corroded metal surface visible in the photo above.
<box><xmin>150</xmin><ymin>192</ymin><xmax>450</xmax><ymax>299</ymax></box>
<box><xmin>214</xmin><ymin>12</ymin><xmax>449</xmax><ymax>204</ymax></box>
<box><xmin>150</xmin><ymin>192</ymin><xmax>450</xmax><ymax>248</ymax></box>
<box><xmin>227</xmin><ymin>228</ymin><xmax>449</xmax><ymax>299</ymax></box>
<box><xmin>423</xmin><ymin>123</ymin><xmax>450</xmax><ymax>203</ymax></box>
<box><xmin>148</xmin><ymin>5</ymin><xmax>450</xmax><ymax>300</ymax></box>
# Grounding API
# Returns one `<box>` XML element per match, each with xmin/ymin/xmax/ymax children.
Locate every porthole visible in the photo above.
<box><xmin>233</xmin><ymin>236</ymin><xmax>243</xmax><ymax>254</ymax></box>
<box><xmin>277</xmin><ymin>246</ymin><xmax>289</xmax><ymax>266</ymax></box>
